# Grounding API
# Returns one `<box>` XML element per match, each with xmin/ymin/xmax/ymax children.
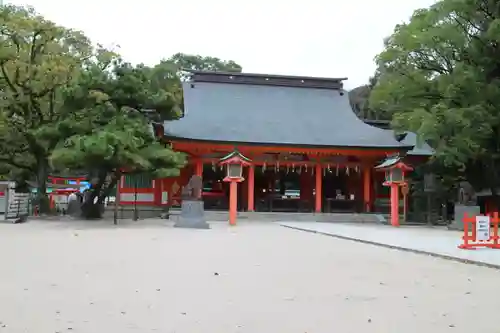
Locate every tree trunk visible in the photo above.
<box><xmin>97</xmin><ymin>174</ymin><xmax>119</xmax><ymax>205</ymax></box>
<box><xmin>36</xmin><ymin>161</ymin><xmax>50</xmax><ymax>215</ymax></box>
<box><xmin>80</xmin><ymin>198</ymin><xmax>104</xmax><ymax>219</ymax></box>
<box><xmin>80</xmin><ymin>170</ymin><xmax>120</xmax><ymax>220</ymax></box>
<box><xmin>80</xmin><ymin>170</ymin><xmax>107</xmax><ymax>219</ymax></box>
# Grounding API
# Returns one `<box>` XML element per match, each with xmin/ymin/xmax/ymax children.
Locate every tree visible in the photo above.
<box><xmin>50</xmin><ymin>56</ymin><xmax>186</xmax><ymax>219</ymax></box>
<box><xmin>370</xmin><ymin>0</ymin><xmax>500</xmax><ymax>201</ymax></box>
<box><xmin>0</xmin><ymin>5</ymin><xmax>241</xmax><ymax>218</ymax></box>
<box><xmin>167</xmin><ymin>52</ymin><xmax>242</xmax><ymax>74</ymax></box>
<box><xmin>0</xmin><ymin>5</ymin><xmax>92</xmax><ymax>212</ymax></box>
<box><xmin>349</xmin><ymin>72</ymin><xmax>391</xmax><ymax>120</ymax></box>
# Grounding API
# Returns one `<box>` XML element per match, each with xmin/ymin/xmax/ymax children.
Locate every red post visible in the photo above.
<box><xmin>363</xmin><ymin>166</ymin><xmax>371</xmax><ymax>212</ymax></box>
<box><xmin>458</xmin><ymin>214</ymin><xmax>471</xmax><ymax>249</ymax></box>
<box><xmin>315</xmin><ymin>164</ymin><xmax>322</xmax><ymax>213</ymax></box>
<box><xmin>49</xmin><ymin>193</ymin><xmax>55</xmax><ymax>210</ymax></box>
<box><xmin>195</xmin><ymin>160</ymin><xmax>203</xmax><ymax>177</ymax></box>
<box><xmin>229</xmin><ymin>181</ymin><xmax>238</xmax><ymax>226</ymax></box>
<box><xmin>390</xmin><ymin>183</ymin><xmax>399</xmax><ymax>226</ymax></box>
<box><xmin>493</xmin><ymin>212</ymin><xmax>499</xmax><ymax>247</ymax></box>
<box><xmin>471</xmin><ymin>216</ymin><xmax>477</xmax><ymax>242</ymax></box>
<box><xmin>247</xmin><ymin>165</ymin><xmax>255</xmax><ymax>212</ymax></box>
<box><xmin>153</xmin><ymin>179</ymin><xmax>162</xmax><ymax>206</ymax></box>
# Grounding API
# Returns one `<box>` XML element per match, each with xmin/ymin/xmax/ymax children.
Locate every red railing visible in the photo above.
<box><xmin>459</xmin><ymin>212</ymin><xmax>500</xmax><ymax>250</ymax></box>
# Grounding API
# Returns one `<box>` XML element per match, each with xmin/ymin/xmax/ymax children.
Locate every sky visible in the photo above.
<box><xmin>7</xmin><ymin>0</ymin><xmax>436</xmax><ymax>89</ymax></box>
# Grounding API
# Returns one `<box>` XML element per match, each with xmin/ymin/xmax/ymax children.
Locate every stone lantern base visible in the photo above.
<box><xmin>174</xmin><ymin>200</ymin><xmax>210</xmax><ymax>229</ymax></box>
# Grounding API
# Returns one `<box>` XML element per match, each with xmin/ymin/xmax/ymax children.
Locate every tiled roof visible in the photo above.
<box><xmin>164</xmin><ymin>72</ymin><xmax>413</xmax><ymax>150</ymax></box>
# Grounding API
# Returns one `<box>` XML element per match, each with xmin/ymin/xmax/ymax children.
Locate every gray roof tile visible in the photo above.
<box><xmin>164</xmin><ymin>78</ymin><xmax>413</xmax><ymax>149</ymax></box>
<box><xmin>374</xmin><ymin>156</ymin><xmax>402</xmax><ymax>169</ymax></box>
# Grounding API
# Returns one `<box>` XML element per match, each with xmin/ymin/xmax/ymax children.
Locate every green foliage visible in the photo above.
<box><xmin>370</xmin><ymin>0</ymin><xmax>500</xmax><ymax>192</ymax></box>
<box><xmin>167</xmin><ymin>52</ymin><xmax>242</xmax><ymax>73</ymax></box>
<box><xmin>0</xmin><ymin>5</ymin><xmax>92</xmax><ymax>212</ymax></box>
<box><xmin>51</xmin><ymin>115</ymin><xmax>186</xmax><ymax>179</ymax></box>
<box><xmin>50</xmin><ymin>56</ymin><xmax>187</xmax><ymax>217</ymax></box>
<box><xmin>0</xmin><ymin>4</ymin><xmax>242</xmax><ymax>218</ymax></box>
<box><xmin>349</xmin><ymin>72</ymin><xmax>391</xmax><ymax>120</ymax></box>
<box><xmin>0</xmin><ymin>5</ymin><xmax>91</xmax><ymax>138</ymax></box>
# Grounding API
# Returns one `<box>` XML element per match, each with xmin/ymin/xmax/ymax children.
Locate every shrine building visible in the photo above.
<box><xmin>118</xmin><ymin>71</ymin><xmax>432</xmax><ymax>214</ymax></box>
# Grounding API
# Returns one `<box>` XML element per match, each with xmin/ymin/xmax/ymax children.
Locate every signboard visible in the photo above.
<box><xmin>475</xmin><ymin>215</ymin><xmax>491</xmax><ymax>241</ymax></box>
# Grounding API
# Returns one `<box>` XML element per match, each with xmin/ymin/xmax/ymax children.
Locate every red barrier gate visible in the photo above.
<box><xmin>459</xmin><ymin>212</ymin><xmax>500</xmax><ymax>250</ymax></box>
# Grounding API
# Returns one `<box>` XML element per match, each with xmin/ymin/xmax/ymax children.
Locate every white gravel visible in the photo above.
<box><xmin>0</xmin><ymin>220</ymin><xmax>498</xmax><ymax>333</ymax></box>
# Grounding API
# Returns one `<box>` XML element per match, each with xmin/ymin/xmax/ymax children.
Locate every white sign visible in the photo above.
<box><xmin>475</xmin><ymin>216</ymin><xmax>491</xmax><ymax>241</ymax></box>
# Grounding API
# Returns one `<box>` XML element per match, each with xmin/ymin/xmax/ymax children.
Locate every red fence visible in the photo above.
<box><xmin>459</xmin><ymin>212</ymin><xmax>500</xmax><ymax>250</ymax></box>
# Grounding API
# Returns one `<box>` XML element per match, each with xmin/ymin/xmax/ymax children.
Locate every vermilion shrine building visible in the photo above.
<box><xmin>117</xmin><ymin>71</ymin><xmax>432</xmax><ymax>215</ymax></box>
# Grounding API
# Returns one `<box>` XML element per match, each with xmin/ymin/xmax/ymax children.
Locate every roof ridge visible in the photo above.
<box><xmin>186</xmin><ymin>70</ymin><xmax>346</xmax><ymax>90</ymax></box>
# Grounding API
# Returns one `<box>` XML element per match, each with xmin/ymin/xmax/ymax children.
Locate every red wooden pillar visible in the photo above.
<box><xmin>315</xmin><ymin>163</ymin><xmax>322</xmax><ymax>213</ymax></box>
<box><xmin>390</xmin><ymin>183</ymin><xmax>400</xmax><ymax>226</ymax></box>
<box><xmin>363</xmin><ymin>166</ymin><xmax>372</xmax><ymax>212</ymax></box>
<box><xmin>195</xmin><ymin>160</ymin><xmax>203</xmax><ymax>177</ymax></box>
<box><xmin>247</xmin><ymin>165</ymin><xmax>255</xmax><ymax>212</ymax></box>
<box><xmin>229</xmin><ymin>181</ymin><xmax>238</xmax><ymax>225</ymax></box>
<box><xmin>153</xmin><ymin>179</ymin><xmax>162</xmax><ymax>206</ymax></box>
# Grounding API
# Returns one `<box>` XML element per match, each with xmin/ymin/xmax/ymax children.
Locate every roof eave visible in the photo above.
<box><xmin>184</xmin><ymin>69</ymin><xmax>348</xmax><ymax>83</ymax></box>
<box><xmin>164</xmin><ymin>135</ymin><xmax>413</xmax><ymax>151</ymax></box>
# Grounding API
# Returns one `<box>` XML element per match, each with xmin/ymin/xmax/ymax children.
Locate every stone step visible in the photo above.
<box><xmin>169</xmin><ymin>210</ymin><xmax>386</xmax><ymax>223</ymax></box>
<box><xmin>103</xmin><ymin>205</ymin><xmax>165</xmax><ymax>219</ymax></box>
<box><xmin>105</xmin><ymin>205</ymin><xmax>388</xmax><ymax>224</ymax></box>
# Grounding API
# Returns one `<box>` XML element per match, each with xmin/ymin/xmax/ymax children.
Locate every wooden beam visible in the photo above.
<box><xmin>171</xmin><ymin>141</ymin><xmax>402</xmax><ymax>157</ymax></box>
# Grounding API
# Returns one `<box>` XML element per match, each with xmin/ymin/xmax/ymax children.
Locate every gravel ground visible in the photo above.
<box><xmin>0</xmin><ymin>220</ymin><xmax>498</xmax><ymax>333</ymax></box>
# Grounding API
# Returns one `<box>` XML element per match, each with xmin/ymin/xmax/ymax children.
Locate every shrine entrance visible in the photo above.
<box><xmin>253</xmin><ymin>167</ymin><xmax>303</xmax><ymax>212</ymax></box>
<box><xmin>166</xmin><ymin>139</ymin><xmax>394</xmax><ymax>214</ymax></box>
<box><xmin>201</xmin><ymin>165</ymin><xmax>228</xmax><ymax>211</ymax></box>
<box><xmin>322</xmin><ymin>167</ymin><xmax>359</xmax><ymax>213</ymax></box>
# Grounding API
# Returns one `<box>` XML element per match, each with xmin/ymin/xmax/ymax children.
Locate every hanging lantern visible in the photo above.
<box><xmin>327</xmin><ymin>164</ymin><xmax>331</xmax><ymax>172</ymax></box>
<box><xmin>346</xmin><ymin>167</ymin><xmax>350</xmax><ymax>175</ymax></box>
<box><xmin>355</xmin><ymin>166</ymin><xmax>359</xmax><ymax>173</ymax></box>
<box><xmin>292</xmin><ymin>163</ymin><xmax>295</xmax><ymax>172</ymax></box>
<box><xmin>212</xmin><ymin>161</ymin><xmax>216</xmax><ymax>171</ymax></box>
<box><xmin>263</xmin><ymin>162</ymin><xmax>266</xmax><ymax>172</ymax></box>
<box><xmin>297</xmin><ymin>165</ymin><xmax>302</xmax><ymax>174</ymax></box>
<box><xmin>305</xmin><ymin>164</ymin><xmax>308</xmax><ymax>172</ymax></box>
<box><xmin>323</xmin><ymin>166</ymin><xmax>326</xmax><ymax>176</ymax></box>
<box><xmin>336</xmin><ymin>165</ymin><xmax>339</xmax><ymax>176</ymax></box>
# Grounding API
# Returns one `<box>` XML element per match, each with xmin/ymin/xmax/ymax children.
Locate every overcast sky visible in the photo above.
<box><xmin>7</xmin><ymin>0</ymin><xmax>436</xmax><ymax>89</ymax></box>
